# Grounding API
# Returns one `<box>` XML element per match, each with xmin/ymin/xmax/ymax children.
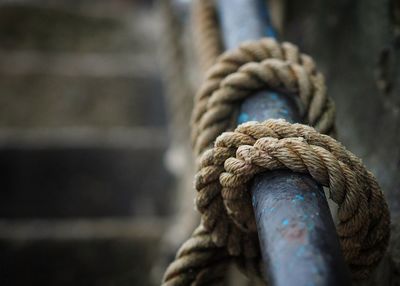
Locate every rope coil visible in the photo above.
<box><xmin>191</xmin><ymin>38</ymin><xmax>335</xmax><ymax>157</ymax></box>
<box><xmin>192</xmin><ymin>0</ymin><xmax>222</xmax><ymax>73</ymax></box>
<box><xmin>196</xmin><ymin>119</ymin><xmax>390</xmax><ymax>277</ymax></box>
<box><xmin>161</xmin><ymin>1</ymin><xmax>390</xmax><ymax>283</ymax></box>
<box><xmin>161</xmin><ymin>36</ymin><xmax>390</xmax><ymax>285</ymax></box>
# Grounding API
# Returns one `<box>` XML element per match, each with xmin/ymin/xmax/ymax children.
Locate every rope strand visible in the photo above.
<box><xmin>162</xmin><ymin>1</ymin><xmax>390</xmax><ymax>284</ymax></box>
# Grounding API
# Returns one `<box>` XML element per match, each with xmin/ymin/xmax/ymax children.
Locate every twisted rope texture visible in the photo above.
<box><xmin>197</xmin><ymin>120</ymin><xmax>390</xmax><ymax>277</ymax></box>
<box><xmin>162</xmin><ymin>10</ymin><xmax>390</xmax><ymax>284</ymax></box>
<box><xmin>164</xmin><ymin>121</ymin><xmax>390</xmax><ymax>284</ymax></box>
<box><xmin>191</xmin><ymin>38</ymin><xmax>335</xmax><ymax>157</ymax></box>
<box><xmin>192</xmin><ymin>0</ymin><xmax>222</xmax><ymax>74</ymax></box>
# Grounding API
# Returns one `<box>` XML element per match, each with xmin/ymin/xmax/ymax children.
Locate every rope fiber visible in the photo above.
<box><xmin>161</xmin><ymin>1</ymin><xmax>391</xmax><ymax>285</ymax></box>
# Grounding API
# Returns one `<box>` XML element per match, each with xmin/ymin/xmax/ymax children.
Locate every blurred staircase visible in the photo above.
<box><xmin>0</xmin><ymin>1</ymin><xmax>172</xmax><ymax>285</ymax></box>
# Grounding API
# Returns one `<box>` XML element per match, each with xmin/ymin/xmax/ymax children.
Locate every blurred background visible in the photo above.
<box><xmin>0</xmin><ymin>0</ymin><xmax>400</xmax><ymax>285</ymax></box>
<box><xmin>0</xmin><ymin>1</ymin><xmax>174</xmax><ymax>285</ymax></box>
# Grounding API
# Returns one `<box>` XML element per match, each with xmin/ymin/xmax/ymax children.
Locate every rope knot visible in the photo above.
<box><xmin>191</xmin><ymin>38</ymin><xmax>335</xmax><ymax>156</ymax></box>
<box><xmin>198</xmin><ymin>119</ymin><xmax>389</xmax><ymax>271</ymax></box>
<box><xmin>162</xmin><ymin>36</ymin><xmax>390</xmax><ymax>285</ymax></box>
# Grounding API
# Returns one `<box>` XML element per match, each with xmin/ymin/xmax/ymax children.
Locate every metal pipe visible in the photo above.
<box><xmin>252</xmin><ymin>171</ymin><xmax>351</xmax><ymax>286</ymax></box>
<box><xmin>217</xmin><ymin>0</ymin><xmax>352</xmax><ymax>285</ymax></box>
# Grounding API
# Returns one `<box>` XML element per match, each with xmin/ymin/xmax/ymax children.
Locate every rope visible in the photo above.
<box><xmin>161</xmin><ymin>1</ymin><xmax>390</xmax><ymax>284</ymax></box>
<box><xmin>192</xmin><ymin>0</ymin><xmax>222</xmax><ymax>74</ymax></box>
<box><xmin>154</xmin><ymin>1</ymin><xmax>200</xmax><ymax>282</ymax></box>
<box><xmin>163</xmin><ymin>121</ymin><xmax>390</xmax><ymax>284</ymax></box>
<box><xmin>191</xmin><ymin>38</ymin><xmax>335</xmax><ymax>156</ymax></box>
<box><xmin>196</xmin><ymin>119</ymin><xmax>390</xmax><ymax>277</ymax></box>
<box><xmin>162</xmin><ymin>226</ymin><xmax>230</xmax><ymax>285</ymax></box>
<box><xmin>161</xmin><ymin>37</ymin><xmax>390</xmax><ymax>284</ymax></box>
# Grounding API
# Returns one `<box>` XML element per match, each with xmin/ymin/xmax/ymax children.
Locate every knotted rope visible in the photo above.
<box><xmin>191</xmin><ymin>38</ymin><xmax>335</xmax><ymax>156</ymax></box>
<box><xmin>192</xmin><ymin>0</ymin><xmax>222</xmax><ymax>73</ymax></box>
<box><xmin>161</xmin><ymin>35</ymin><xmax>390</xmax><ymax>285</ymax></box>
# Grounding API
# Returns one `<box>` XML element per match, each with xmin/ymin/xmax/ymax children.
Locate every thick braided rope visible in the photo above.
<box><xmin>162</xmin><ymin>36</ymin><xmax>391</xmax><ymax>285</ymax></box>
<box><xmin>163</xmin><ymin>120</ymin><xmax>390</xmax><ymax>284</ymax></box>
<box><xmin>162</xmin><ymin>225</ymin><xmax>265</xmax><ymax>285</ymax></box>
<box><xmin>162</xmin><ymin>225</ymin><xmax>230</xmax><ymax>285</ymax></box>
<box><xmin>192</xmin><ymin>0</ymin><xmax>222</xmax><ymax>74</ymax></box>
<box><xmin>197</xmin><ymin>120</ymin><xmax>390</xmax><ymax>278</ymax></box>
<box><xmin>191</xmin><ymin>38</ymin><xmax>335</xmax><ymax>157</ymax></box>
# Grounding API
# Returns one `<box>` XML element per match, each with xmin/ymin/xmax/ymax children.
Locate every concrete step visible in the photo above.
<box><xmin>0</xmin><ymin>4</ymin><xmax>158</xmax><ymax>53</ymax></box>
<box><xmin>0</xmin><ymin>128</ymin><xmax>173</xmax><ymax>219</ymax></box>
<box><xmin>0</xmin><ymin>74</ymin><xmax>166</xmax><ymax>128</ymax></box>
<box><xmin>0</xmin><ymin>218</ymin><xmax>165</xmax><ymax>286</ymax></box>
<box><xmin>0</xmin><ymin>51</ymin><xmax>158</xmax><ymax>78</ymax></box>
<box><xmin>0</xmin><ymin>3</ymin><xmax>166</xmax><ymax>128</ymax></box>
<box><xmin>0</xmin><ymin>1</ymin><xmax>164</xmax><ymax>127</ymax></box>
<box><xmin>0</xmin><ymin>3</ymin><xmax>172</xmax><ymax>286</ymax></box>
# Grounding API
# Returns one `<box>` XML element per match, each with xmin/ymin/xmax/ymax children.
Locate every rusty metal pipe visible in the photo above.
<box><xmin>217</xmin><ymin>0</ymin><xmax>352</xmax><ymax>285</ymax></box>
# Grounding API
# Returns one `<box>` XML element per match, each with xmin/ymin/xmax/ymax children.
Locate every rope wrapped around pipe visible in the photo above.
<box><xmin>162</xmin><ymin>37</ymin><xmax>390</xmax><ymax>285</ymax></box>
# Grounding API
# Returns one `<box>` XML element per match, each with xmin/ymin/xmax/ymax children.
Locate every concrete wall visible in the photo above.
<box><xmin>284</xmin><ymin>0</ymin><xmax>400</xmax><ymax>283</ymax></box>
<box><xmin>285</xmin><ymin>0</ymin><xmax>400</xmax><ymax>216</ymax></box>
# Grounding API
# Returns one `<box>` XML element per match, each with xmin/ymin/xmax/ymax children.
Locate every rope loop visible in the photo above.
<box><xmin>196</xmin><ymin>119</ymin><xmax>390</xmax><ymax>276</ymax></box>
<box><xmin>162</xmin><ymin>36</ymin><xmax>390</xmax><ymax>285</ymax></box>
<box><xmin>191</xmin><ymin>38</ymin><xmax>335</xmax><ymax>156</ymax></box>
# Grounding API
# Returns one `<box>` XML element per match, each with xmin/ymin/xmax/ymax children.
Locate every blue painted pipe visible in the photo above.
<box><xmin>217</xmin><ymin>0</ymin><xmax>352</xmax><ymax>285</ymax></box>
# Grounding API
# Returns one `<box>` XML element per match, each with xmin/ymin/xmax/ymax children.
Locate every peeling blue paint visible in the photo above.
<box><xmin>238</xmin><ymin>112</ymin><xmax>250</xmax><ymax>124</ymax></box>
<box><xmin>292</xmin><ymin>194</ymin><xmax>305</xmax><ymax>203</ymax></box>
<box><xmin>310</xmin><ymin>265</ymin><xmax>318</xmax><ymax>274</ymax></box>
<box><xmin>280</xmin><ymin>109</ymin><xmax>289</xmax><ymax>116</ymax></box>
<box><xmin>282</xmin><ymin>218</ymin><xmax>289</xmax><ymax>226</ymax></box>
<box><xmin>307</xmin><ymin>221</ymin><xmax>315</xmax><ymax>231</ymax></box>
<box><xmin>296</xmin><ymin>245</ymin><xmax>306</xmax><ymax>257</ymax></box>
<box><xmin>269</xmin><ymin>93</ymin><xmax>278</xmax><ymax>100</ymax></box>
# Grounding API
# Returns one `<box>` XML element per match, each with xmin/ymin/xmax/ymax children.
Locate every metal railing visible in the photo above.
<box><xmin>170</xmin><ymin>0</ymin><xmax>353</xmax><ymax>284</ymax></box>
<box><xmin>217</xmin><ymin>0</ymin><xmax>352</xmax><ymax>285</ymax></box>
